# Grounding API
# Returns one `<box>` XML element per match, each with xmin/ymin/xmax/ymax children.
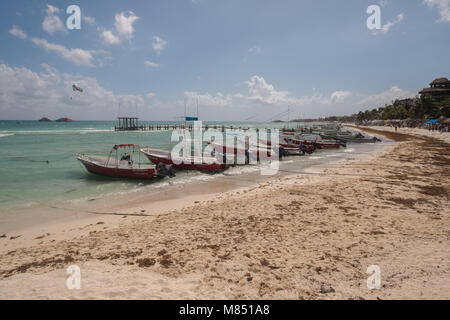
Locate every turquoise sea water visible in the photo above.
<box><xmin>0</xmin><ymin>120</ymin><xmax>292</xmax><ymax>212</ymax></box>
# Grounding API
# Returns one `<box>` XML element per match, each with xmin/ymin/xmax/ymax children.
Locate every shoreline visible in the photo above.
<box><xmin>0</xmin><ymin>127</ymin><xmax>448</xmax><ymax>299</ymax></box>
<box><xmin>0</xmin><ymin>128</ymin><xmax>390</xmax><ymax>234</ymax></box>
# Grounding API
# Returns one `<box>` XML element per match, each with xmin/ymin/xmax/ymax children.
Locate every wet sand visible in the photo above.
<box><xmin>0</xmin><ymin>127</ymin><xmax>448</xmax><ymax>299</ymax></box>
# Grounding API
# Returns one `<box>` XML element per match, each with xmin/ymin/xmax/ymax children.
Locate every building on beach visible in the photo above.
<box><xmin>419</xmin><ymin>77</ymin><xmax>450</xmax><ymax>102</ymax></box>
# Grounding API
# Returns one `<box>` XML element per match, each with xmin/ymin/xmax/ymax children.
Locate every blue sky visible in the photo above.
<box><xmin>1</xmin><ymin>0</ymin><xmax>449</xmax><ymax>120</ymax></box>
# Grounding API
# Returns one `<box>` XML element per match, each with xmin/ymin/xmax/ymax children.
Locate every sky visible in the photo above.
<box><xmin>0</xmin><ymin>0</ymin><xmax>449</xmax><ymax>121</ymax></box>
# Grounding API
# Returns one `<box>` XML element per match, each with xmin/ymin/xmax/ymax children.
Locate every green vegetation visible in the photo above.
<box><xmin>297</xmin><ymin>96</ymin><xmax>450</xmax><ymax>123</ymax></box>
<box><xmin>354</xmin><ymin>97</ymin><xmax>450</xmax><ymax>122</ymax></box>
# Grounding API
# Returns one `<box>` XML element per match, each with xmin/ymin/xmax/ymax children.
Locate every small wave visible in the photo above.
<box><xmin>344</xmin><ymin>148</ymin><xmax>355</xmax><ymax>153</ymax></box>
<box><xmin>80</xmin><ymin>129</ymin><xmax>113</xmax><ymax>133</ymax></box>
<box><xmin>225</xmin><ymin>165</ymin><xmax>261</xmax><ymax>175</ymax></box>
<box><xmin>0</xmin><ymin>133</ymin><xmax>14</xmax><ymax>138</ymax></box>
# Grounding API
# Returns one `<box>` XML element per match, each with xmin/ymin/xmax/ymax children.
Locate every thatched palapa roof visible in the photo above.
<box><xmin>430</xmin><ymin>77</ymin><xmax>450</xmax><ymax>85</ymax></box>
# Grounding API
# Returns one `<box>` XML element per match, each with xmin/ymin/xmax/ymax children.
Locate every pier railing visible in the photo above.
<box><xmin>114</xmin><ymin>124</ymin><xmax>298</xmax><ymax>132</ymax></box>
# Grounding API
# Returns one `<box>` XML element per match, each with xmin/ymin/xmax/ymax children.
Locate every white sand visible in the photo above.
<box><xmin>0</xmin><ymin>127</ymin><xmax>449</xmax><ymax>299</ymax></box>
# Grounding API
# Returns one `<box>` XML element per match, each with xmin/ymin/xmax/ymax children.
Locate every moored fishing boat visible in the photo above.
<box><xmin>140</xmin><ymin>147</ymin><xmax>229</xmax><ymax>172</ymax></box>
<box><xmin>259</xmin><ymin>134</ymin><xmax>315</xmax><ymax>155</ymax></box>
<box><xmin>77</xmin><ymin>144</ymin><xmax>174</xmax><ymax>179</ymax></box>
<box><xmin>288</xmin><ymin>134</ymin><xmax>345</xmax><ymax>149</ymax></box>
<box><xmin>208</xmin><ymin>139</ymin><xmax>283</xmax><ymax>163</ymax></box>
<box><xmin>320</xmin><ymin>132</ymin><xmax>382</xmax><ymax>143</ymax></box>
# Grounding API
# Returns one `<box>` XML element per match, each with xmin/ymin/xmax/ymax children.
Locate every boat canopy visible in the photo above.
<box><xmin>113</xmin><ymin>144</ymin><xmax>136</xmax><ymax>150</ymax></box>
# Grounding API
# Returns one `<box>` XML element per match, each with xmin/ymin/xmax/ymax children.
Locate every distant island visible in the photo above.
<box><xmin>38</xmin><ymin>117</ymin><xmax>73</xmax><ymax>122</ymax></box>
<box><xmin>55</xmin><ymin>118</ymin><xmax>73</xmax><ymax>122</ymax></box>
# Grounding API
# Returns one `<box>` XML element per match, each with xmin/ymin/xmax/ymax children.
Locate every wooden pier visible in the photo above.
<box><xmin>114</xmin><ymin>117</ymin><xmax>297</xmax><ymax>132</ymax></box>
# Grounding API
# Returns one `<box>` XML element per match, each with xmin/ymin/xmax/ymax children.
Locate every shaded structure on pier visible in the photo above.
<box><xmin>115</xmin><ymin>117</ymin><xmax>139</xmax><ymax>131</ymax></box>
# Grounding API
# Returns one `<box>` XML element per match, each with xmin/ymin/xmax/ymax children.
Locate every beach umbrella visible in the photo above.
<box><xmin>424</xmin><ymin>119</ymin><xmax>438</xmax><ymax>125</ymax></box>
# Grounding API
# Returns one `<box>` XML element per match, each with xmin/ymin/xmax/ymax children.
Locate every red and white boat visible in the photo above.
<box><xmin>208</xmin><ymin>140</ymin><xmax>279</xmax><ymax>163</ymax></box>
<box><xmin>77</xmin><ymin>144</ymin><xmax>173</xmax><ymax>179</ymax></box>
<box><xmin>140</xmin><ymin>147</ymin><xmax>229</xmax><ymax>172</ymax></box>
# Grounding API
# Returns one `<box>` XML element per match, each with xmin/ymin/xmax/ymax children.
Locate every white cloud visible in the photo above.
<box><xmin>42</xmin><ymin>4</ymin><xmax>66</xmax><ymax>35</ymax></box>
<box><xmin>239</xmin><ymin>75</ymin><xmax>330</xmax><ymax>106</ymax></box>
<box><xmin>83</xmin><ymin>15</ymin><xmax>96</xmax><ymax>25</ymax></box>
<box><xmin>144</xmin><ymin>61</ymin><xmax>160</xmax><ymax>68</ymax></box>
<box><xmin>248</xmin><ymin>46</ymin><xmax>261</xmax><ymax>54</ymax></box>
<box><xmin>357</xmin><ymin>86</ymin><xmax>414</xmax><ymax>107</ymax></box>
<box><xmin>331</xmin><ymin>90</ymin><xmax>352</xmax><ymax>103</ymax></box>
<box><xmin>379</xmin><ymin>13</ymin><xmax>404</xmax><ymax>34</ymax></box>
<box><xmin>101</xmin><ymin>30</ymin><xmax>121</xmax><ymax>45</ymax></box>
<box><xmin>114</xmin><ymin>11</ymin><xmax>139</xmax><ymax>39</ymax></box>
<box><xmin>234</xmin><ymin>76</ymin><xmax>415</xmax><ymax>117</ymax></box>
<box><xmin>243</xmin><ymin>75</ymin><xmax>290</xmax><ymax>104</ymax></box>
<box><xmin>424</xmin><ymin>0</ymin><xmax>450</xmax><ymax>22</ymax></box>
<box><xmin>184</xmin><ymin>91</ymin><xmax>232</xmax><ymax>108</ymax></box>
<box><xmin>7</xmin><ymin>22</ymin><xmax>109</xmax><ymax>67</ymax></box>
<box><xmin>9</xmin><ymin>25</ymin><xmax>27</xmax><ymax>39</ymax></box>
<box><xmin>0</xmin><ymin>66</ymin><xmax>417</xmax><ymax>121</ymax></box>
<box><xmin>45</xmin><ymin>4</ymin><xmax>59</xmax><ymax>15</ymax></box>
<box><xmin>152</xmin><ymin>36</ymin><xmax>167</xmax><ymax>55</ymax></box>
<box><xmin>31</xmin><ymin>38</ymin><xmax>95</xmax><ymax>67</ymax></box>
<box><xmin>0</xmin><ymin>63</ymin><xmax>145</xmax><ymax>120</ymax></box>
<box><xmin>100</xmin><ymin>11</ymin><xmax>139</xmax><ymax>45</ymax></box>
<box><xmin>244</xmin><ymin>46</ymin><xmax>262</xmax><ymax>62</ymax></box>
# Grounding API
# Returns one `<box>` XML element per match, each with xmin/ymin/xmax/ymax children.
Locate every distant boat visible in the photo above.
<box><xmin>38</xmin><ymin>117</ymin><xmax>52</xmax><ymax>122</ymax></box>
<box><xmin>55</xmin><ymin>117</ymin><xmax>73</xmax><ymax>122</ymax></box>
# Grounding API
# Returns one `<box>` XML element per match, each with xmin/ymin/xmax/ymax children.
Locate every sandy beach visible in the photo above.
<box><xmin>0</xmin><ymin>126</ymin><xmax>448</xmax><ymax>299</ymax></box>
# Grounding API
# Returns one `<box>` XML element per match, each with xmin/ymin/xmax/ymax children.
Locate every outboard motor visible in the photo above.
<box><xmin>299</xmin><ymin>144</ymin><xmax>313</xmax><ymax>155</ymax></box>
<box><xmin>156</xmin><ymin>163</ymin><xmax>176</xmax><ymax>178</ymax></box>
<box><xmin>278</xmin><ymin>147</ymin><xmax>287</xmax><ymax>159</ymax></box>
<box><xmin>245</xmin><ymin>150</ymin><xmax>250</xmax><ymax>164</ymax></box>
